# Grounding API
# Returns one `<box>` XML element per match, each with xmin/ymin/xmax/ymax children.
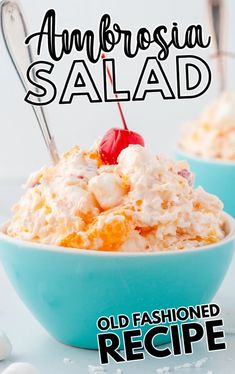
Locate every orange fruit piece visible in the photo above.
<box><xmin>60</xmin><ymin>210</ymin><xmax>132</xmax><ymax>251</ymax></box>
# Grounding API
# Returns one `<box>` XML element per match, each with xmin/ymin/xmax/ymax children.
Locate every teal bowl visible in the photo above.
<box><xmin>175</xmin><ymin>147</ymin><xmax>235</xmax><ymax>217</ymax></box>
<box><xmin>0</xmin><ymin>216</ymin><xmax>235</xmax><ymax>350</ymax></box>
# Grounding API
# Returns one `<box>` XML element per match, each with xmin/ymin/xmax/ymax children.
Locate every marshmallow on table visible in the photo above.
<box><xmin>2</xmin><ymin>363</ymin><xmax>39</xmax><ymax>374</ymax></box>
<box><xmin>0</xmin><ymin>331</ymin><xmax>12</xmax><ymax>361</ymax></box>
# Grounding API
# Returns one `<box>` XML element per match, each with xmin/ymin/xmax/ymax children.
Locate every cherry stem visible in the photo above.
<box><xmin>102</xmin><ymin>53</ymin><xmax>128</xmax><ymax>130</ymax></box>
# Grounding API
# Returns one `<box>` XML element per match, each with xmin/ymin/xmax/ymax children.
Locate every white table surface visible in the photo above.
<box><xmin>0</xmin><ymin>179</ymin><xmax>234</xmax><ymax>374</ymax></box>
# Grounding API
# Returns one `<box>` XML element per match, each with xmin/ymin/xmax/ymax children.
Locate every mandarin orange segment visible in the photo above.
<box><xmin>60</xmin><ymin>232</ymin><xmax>85</xmax><ymax>248</ymax></box>
<box><xmin>89</xmin><ymin>215</ymin><xmax>132</xmax><ymax>251</ymax></box>
<box><xmin>60</xmin><ymin>210</ymin><xmax>132</xmax><ymax>251</ymax></box>
<box><xmin>77</xmin><ymin>210</ymin><xmax>96</xmax><ymax>225</ymax></box>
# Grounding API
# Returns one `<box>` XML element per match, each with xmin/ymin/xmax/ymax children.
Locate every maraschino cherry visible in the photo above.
<box><xmin>99</xmin><ymin>54</ymin><xmax>145</xmax><ymax>165</ymax></box>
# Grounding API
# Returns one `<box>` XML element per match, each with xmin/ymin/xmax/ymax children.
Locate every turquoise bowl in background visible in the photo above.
<box><xmin>175</xmin><ymin>148</ymin><xmax>235</xmax><ymax>217</ymax></box>
<box><xmin>0</xmin><ymin>215</ymin><xmax>234</xmax><ymax>350</ymax></box>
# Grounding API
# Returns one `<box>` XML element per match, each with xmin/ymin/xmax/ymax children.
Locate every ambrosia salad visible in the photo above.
<box><xmin>7</xmin><ymin>143</ymin><xmax>226</xmax><ymax>252</ymax></box>
<box><xmin>179</xmin><ymin>92</ymin><xmax>235</xmax><ymax>161</ymax></box>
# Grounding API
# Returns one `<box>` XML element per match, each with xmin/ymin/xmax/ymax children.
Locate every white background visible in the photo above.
<box><xmin>0</xmin><ymin>1</ymin><xmax>235</xmax><ymax>373</ymax></box>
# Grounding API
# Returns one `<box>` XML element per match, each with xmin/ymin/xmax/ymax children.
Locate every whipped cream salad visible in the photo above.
<box><xmin>179</xmin><ymin>92</ymin><xmax>235</xmax><ymax>161</ymax></box>
<box><xmin>7</xmin><ymin>144</ymin><xmax>226</xmax><ymax>252</ymax></box>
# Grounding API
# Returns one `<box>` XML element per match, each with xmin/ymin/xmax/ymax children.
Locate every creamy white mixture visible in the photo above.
<box><xmin>179</xmin><ymin>92</ymin><xmax>235</xmax><ymax>161</ymax></box>
<box><xmin>7</xmin><ymin>144</ymin><xmax>226</xmax><ymax>251</ymax></box>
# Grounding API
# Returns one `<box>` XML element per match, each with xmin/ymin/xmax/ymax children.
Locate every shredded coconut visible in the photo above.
<box><xmin>7</xmin><ymin>144</ymin><xmax>226</xmax><ymax>252</ymax></box>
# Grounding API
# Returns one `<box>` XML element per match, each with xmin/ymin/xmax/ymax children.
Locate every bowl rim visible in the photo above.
<box><xmin>175</xmin><ymin>145</ymin><xmax>235</xmax><ymax>166</ymax></box>
<box><xmin>0</xmin><ymin>213</ymin><xmax>234</xmax><ymax>257</ymax></box>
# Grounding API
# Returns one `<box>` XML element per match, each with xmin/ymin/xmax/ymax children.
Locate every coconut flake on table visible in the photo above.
<box><xmin>63</xmin><ymin>357</ymin><xmax>74</xmax><ymax>364</ymax></box>
<box><xmin>116</xmin><ymin>369</ymin><xmax>123</xmax><ymax>374</ymax></box>
<box><xmin>0</xmin><ymin>330</ymin><xmax>12</xmax><ymax>361</ymax></box>
<box><xmin>2</xmin><ymin>363</ymin><xmax>39</xmax><ymax>374</ymax></box>
<box><xmin>174</xmin><ymin>362</ymin><xmax>194</xmax><ymax>370</ymax></box>
<box><xmin>156</xmin><ymin>367</ymin><xmax>170</xmax><ymax>373</ymax></box>
<box><xmin>174</xmin><ymin>357</ymin><xmax>208</xmax><ymax>370</ymax></box>
<box><xmin>88</xmin><ymin>364</ymin><xmax>106</xmax><ymax>373</ymax></box>
<box><xmin>194</xmin><ymin>357</ymin><xmax>208</xmax><ymax>368</ymax></box>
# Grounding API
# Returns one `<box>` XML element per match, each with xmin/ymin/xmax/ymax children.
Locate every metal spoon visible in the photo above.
<box><xmin>0</xmin><ymin>0</ymin><xmax>60</xmax><ymax>164</ymax></box>
<box><xmin>207</xmin><ymin>0</ymin><xmax>225</xmax><ymax>93</ymax></box>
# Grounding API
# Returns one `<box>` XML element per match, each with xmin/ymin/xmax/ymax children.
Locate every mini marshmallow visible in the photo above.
<box><xmin>2</xmin><ymin>363</ymin><xmax>39</xmax><ymax>374</ymax></box>
<box><xmin>0</xmin><ymin>331</ymin><xmax>12</xmax><ymax>361</ymax></box>
<box><xmin>89</xmin><ymin>173</ymin><xmax>125</xmax><ymax>210</ymax></box>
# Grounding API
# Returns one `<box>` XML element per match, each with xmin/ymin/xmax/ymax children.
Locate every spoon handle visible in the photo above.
<box><xmin>0</xmin><ymin>0</ymin><xmax>60</xmax><ymax>164</ymax></box>
<box><xmin>208</xmin><ymin>0</ymin><xmax>225</xmax><ymax>93</ymax></box>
